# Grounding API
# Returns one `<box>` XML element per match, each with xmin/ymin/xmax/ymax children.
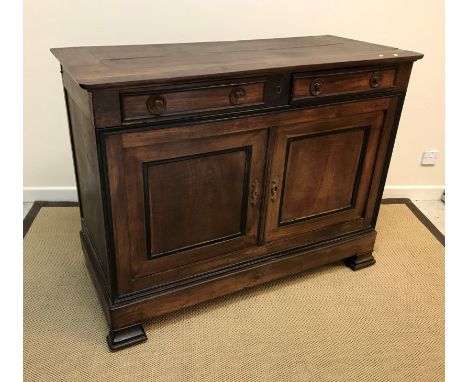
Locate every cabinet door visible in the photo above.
<box><xmin>106</xmin><ymin>120</ymin><xmax>268</xmax><ymax>295</ymax></box>
<box><xmin>264</xmin><ymin>99</ymin><xmax>395</xmax><ymax>243</ymax></box>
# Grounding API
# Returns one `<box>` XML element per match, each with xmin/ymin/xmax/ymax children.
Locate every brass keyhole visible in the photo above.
<box><xmin>370</xmin><ymin>72</ymin><xmax>381</xmax><ymax>88</ymax></box>
<box><xmin>271</xmin><ymin>176</ymin><xmax>279</xmax><ymax>201</ymax></box>
<box><xmin>250</xmin><ymin>180</ymin><xmax>260</xmax><ymax>206</ymax></box>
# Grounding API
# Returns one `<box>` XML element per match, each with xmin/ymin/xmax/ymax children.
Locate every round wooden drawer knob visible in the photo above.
<box><xmin>146</xmin><ymin>95</ymin><xmax>166</xmax><ymax>115</ymax></box>
<box><xmin>229</xmin><ymin>87</ymin><xmax>246</xmax><ymax>105</ymax></box>
<box><xmin>309</xmin><ymin>79</ymin><xmax>324</xmax><ymax>96</ymax></box>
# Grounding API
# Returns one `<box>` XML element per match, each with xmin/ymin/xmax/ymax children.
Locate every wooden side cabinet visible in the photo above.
<box><xmin>51</xmin><ymin>36</ymin><xmax>423</xmax><ymax>350</ymax></box>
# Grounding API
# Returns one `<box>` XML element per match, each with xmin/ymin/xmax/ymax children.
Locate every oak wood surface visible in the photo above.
<box><xmin>263</xmin><ymin>103</ymin><xmax>388</xmax><ymax>243</ymax></box>
<box><xmin>122</xmin><ymin>81</ymin><xmax>265</xmax><ymax>121</ymax></box>
<box><xmin>101</xmin><ymin>97</ymin><xmax>396</xmax><ymax>293</ymax></box>
<box><xmin>51</xmin><ymin>35</ymin><xmax>422</xmax><ymax>89</ymax></box>
<box><xmin>147</xmin><ymin>149</ymin><xmax>248</xmax><ymax>257</ymax></box>
<box><xmin>280</xmin><ymin>127</ymin><xmax>365</xmax><ymax>221</ymax></box>
<box><xmin>106</xmin><ymin>123</ymin><xmax>268</xmax><ymax>295</ymax></box>
<box><xmin>109</xmin><ymin>230</ymin><xmax>377</xmax><ymax>328</ymax></box>
<box><xmin>66</xmin><ymin>95</ymin><xmax>109</xmax><ymax>285</ymax></box>
<box><xmin>293</xmin><ymin>68</ymin><xmax>396</xmax><ymax>100</ymax></box>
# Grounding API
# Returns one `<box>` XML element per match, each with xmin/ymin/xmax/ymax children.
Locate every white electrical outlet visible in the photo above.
<box><xmin>421</xmin><ymin>149</ymin><xmax>439</xmax><ymax>165</ymax></box>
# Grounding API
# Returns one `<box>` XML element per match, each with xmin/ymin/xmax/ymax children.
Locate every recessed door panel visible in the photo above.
<box><xmin>265</xmin><ymin>111</ymin><xmax>386</xmax><ymax>243</ymax></box>
<box><xmin>280</xmin><ymin>127</ymin><xmax>367</xmax><ymax>224</ymax></box>
<box><xmin>145</xmin><ymin>147</ymin><xmax>250</xmax><ymax>258</ymax></box>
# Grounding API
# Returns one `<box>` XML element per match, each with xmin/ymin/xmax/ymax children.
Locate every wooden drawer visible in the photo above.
<box><xmin>121</xmin><ymin>79</ymin><xmax>266</xmax><ymax>122</ymax></box>
<box><xmin>292</xmin><ymin>68</ymin><xmax>396</xmax><ymax>101</ymax></box>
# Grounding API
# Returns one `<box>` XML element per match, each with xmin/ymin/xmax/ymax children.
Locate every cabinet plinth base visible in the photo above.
<box><xmin>345</xmin><ymin>251</ymin><xmax>376</xmax><ymax>271</ymax></box>
<box><xmin>106</xmin><ymin>325</ymin><xmax>147</xmax><ymax>351</ymax></box>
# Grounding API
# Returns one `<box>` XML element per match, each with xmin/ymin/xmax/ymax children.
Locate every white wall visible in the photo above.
<box><xmin>23</xmin><ymin>0</ymin><xmax>444</xmax><ymax>201</ymax></box>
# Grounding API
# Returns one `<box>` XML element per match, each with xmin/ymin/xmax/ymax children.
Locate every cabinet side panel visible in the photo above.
<box><xmin>66</xmin><ymin>94</ymin><xmax>110</xmax><ymax>286</ymax></box>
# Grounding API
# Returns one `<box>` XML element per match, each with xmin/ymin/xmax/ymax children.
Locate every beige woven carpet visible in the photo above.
<box><xmin>24</xmin><ymin>204</ymin><xmax>444</xmax><ymax>381</ymax></box>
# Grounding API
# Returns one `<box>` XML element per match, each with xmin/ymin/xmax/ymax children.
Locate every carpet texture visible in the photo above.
<box><xmin>24</xmin><ymin>204</ymin><xmax>444</xmax><ymax>381</ymax></box>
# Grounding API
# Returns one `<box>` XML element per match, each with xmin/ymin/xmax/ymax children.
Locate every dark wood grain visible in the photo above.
<box><xmin>293</xmin><ymin>68</ymin><xmax>396</xmax><ymax>100</ymax></box>
<box><xmin>52</xmin><ymin>36</ymin><xmax>422</xmax><ymax>350</ymax></box>
<box><xmin>109</xmin><ymin>230</ymin><xmax>377</xmax><ymax>328</ymax></box>
<box><xmin>91</xmin><ymin>88</ymin><xmax>121</xmax><ymax>128</ymax></box>
<box><xmin>122</xmin><ymin>81</ymin><xmax>265</xmax><ymax>121</ymax></box>
<box><xmin>106</xmin><ymin>123</ymin><xmax>268</xmax><ymax>295</ymax></box>
<box><xmin>263</xmin><ymin>104</ymin><xmax>387</xmax><ymax>243</ymax></box>
<box><xmin>62</xmin><ymin>69</ymin><xmax>92</xmax><ymax>120</ymax></box>
<box><xmin>51</xmin><ymin>35</ymin><xmax>422</xmax><ymax>89</ymax></box>
<box><xmin>146</xmin><ymin>149</ymin><xmax>248</xmax><ymax>257</ymax></box>
<box><xmin>280</xmin><ymin>127</ymin><xmax>365</xmax><ymax>221</ymax></box>
<box><xmin>66</xmin><ymin>94</ymin><xmax>110</xmax><ymax>288</ymax></box>
<box><xmin>101</xmin><ymin>98</ymin><xmax>396</xmax><ymax>294</ymax></box>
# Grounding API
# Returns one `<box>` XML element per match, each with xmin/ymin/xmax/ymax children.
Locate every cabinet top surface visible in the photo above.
<box><xmin>51</xmin><ymin>35</ymin><xmax>423</xmax><ymax>89</ymax></box>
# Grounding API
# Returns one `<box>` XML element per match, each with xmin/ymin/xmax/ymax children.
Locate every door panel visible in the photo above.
<box><xmin>106</xmin><ymin>121</ymin><xmax>267</xmax><ymax>295</ymax></box>
<box><xmin>280</xmin><ymin>126</ymin><xmax>366</xmax><ymax>223</ymax></box>
<box><xmin>145</xmin><ymin>147</ymin><xmax>250</xmax><ymax>257</ymax></box>
<box><xmin>264</xmin><ymin>111</ymin><xmax>385</xmax><ymax>243</ymax></box>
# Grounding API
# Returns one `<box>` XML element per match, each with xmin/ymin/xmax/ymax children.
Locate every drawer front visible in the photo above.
<box><xmin>122</xmin><ymin>80</ymin><xmax>265</xmax><ymax>122</ymax></box>
<box><xmin>293</xmin><ymin>68</ymin><xmax>396</xmax><ymax>101</ymax></box>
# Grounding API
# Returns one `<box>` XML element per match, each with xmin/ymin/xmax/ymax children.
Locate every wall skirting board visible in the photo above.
<box><xmin>23</xmin><ymin>187</ymin><xmax>79</xmax><ymax>202</ymax></box>
<box><xmin>24</xmin><ymin>185</ymin><xmax>445</xmax><ymax>202</ymax></box>
<box><xmin>382</xmin><ymin>185</ymin><xmax>445</xmax><ymax>200</ymax></box>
